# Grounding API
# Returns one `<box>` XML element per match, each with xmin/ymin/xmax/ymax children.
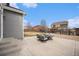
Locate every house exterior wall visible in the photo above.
<box><xmin>0</xmin><ymin>15</ymin><xmax>1</xmax><ymax>38</ymax></box>
<box><xmin>3</xmin><ymin>9</ymin><xmax>23</xmax><ymax>39</ymax></box>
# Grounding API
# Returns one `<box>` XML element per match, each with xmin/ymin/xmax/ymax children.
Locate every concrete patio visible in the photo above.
<box><xmin>0</xmin><ymin>35</ymin><xmax>79</xmax><ymax>56</ymax></box>
<box><xmin>19</xmin><ymin>36</ymin><xmax>79</xmax><ymax>56</ymax></box>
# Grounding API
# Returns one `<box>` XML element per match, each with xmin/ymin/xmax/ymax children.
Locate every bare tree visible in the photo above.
<box><xmin>26</xmin><ymin>22</ymin><xmax>32</xmax><ymax>31</ymax></box>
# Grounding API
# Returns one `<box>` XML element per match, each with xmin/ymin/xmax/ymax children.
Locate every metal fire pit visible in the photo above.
<box><xmin>36</xmin><ymin>34</ymin><xmax>53</xmax><ymax>42</ymax></box>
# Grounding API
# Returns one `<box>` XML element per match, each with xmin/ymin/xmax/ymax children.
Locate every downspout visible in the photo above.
<box><xmin>0</xmin><ymin>4</ymin><xmax>3</xmax><ymax>40</ymax></box>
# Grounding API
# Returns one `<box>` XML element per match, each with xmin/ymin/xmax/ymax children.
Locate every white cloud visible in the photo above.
<box><xmin>68</xmin><ymin>17</ymin><xmax>79</xmax><ymax>28</ymax></box>
<box><xmin>10</xmin><ymin>3</ymin><xmax>19</xmax><ymax>9</ymax></box>
<box><xmin>10</xmin><ymin>3</ymin><xmax>38</xmax><ymax>9</ymax></box>
<box><xmin>22</xmin><ymin>3</ymin><xmax>38</xmax><ymax>8</ymax></box>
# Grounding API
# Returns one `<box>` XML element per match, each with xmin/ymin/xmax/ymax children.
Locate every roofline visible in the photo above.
<box><xmin>52</xmin><ymin>21</ymin><xmax>68</xmax><ymax>25</ymax></box>
<box><xmin>2</xmin><ymin>5</ymin><xmax>26</xmax><ymax>15</ymax></box>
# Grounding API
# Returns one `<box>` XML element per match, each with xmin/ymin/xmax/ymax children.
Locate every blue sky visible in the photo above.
<box><xmin>10</xmin><ymin>3</ymin><xmax>79</xmax><ymax>28</ymax></box>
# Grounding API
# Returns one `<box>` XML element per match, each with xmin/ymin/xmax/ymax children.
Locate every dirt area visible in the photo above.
<box><xmin>19</xmin><ymin>36</ymin><xmax>79</xmax><ymax>56</ymax></box>
<box><xmin>53</xmin><ymin>34</ymin><xmax>79</xmax><ymax>41</ymax></box>
<box><xmin>24</xmin><ymin>32</ymin><xmax>43</xmax><ymax>36</ymax></box>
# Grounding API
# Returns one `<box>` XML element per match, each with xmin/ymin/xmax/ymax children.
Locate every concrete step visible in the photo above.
<box><xmin>0</xmin><ymin>43</ymin><xmax>18</xmax><ymax>51</ymax></box>
<box><xmin>0</xmin><ymin>38</ymin><xmax>21</xmax><ymax>56</ymax></box>
<box><xmin>0</xmin><ymin>38</ymin><xmax>18</xmax><ymax>45</ymax></box>
<box><xmin>0</xmin><ymin>46</ymin><xmax>21</xmax><ymax>56</ymax></box>
<box><xmin>0</xmin><ymin>40</ymin><xmax>10</xmax><ymax>45</ymax></box>
<box><xmin>6</xmin><ymin>49</ymin><xmax>21</xmax><ymax>56</ymax></box>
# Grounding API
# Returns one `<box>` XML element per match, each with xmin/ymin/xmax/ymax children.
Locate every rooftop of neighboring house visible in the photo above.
<box><xmin>52</xmin><ymin>21</ymin><xmax>68</xmax><ymax>25</ymax></box>
<box><xmin>32</xmin><ymin>25</ymin><xmax>48</xmax><ymax>29</ymax></box>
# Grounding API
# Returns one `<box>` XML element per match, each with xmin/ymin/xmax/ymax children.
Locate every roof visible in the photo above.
<box><xmin>52</xmin><ymin>21</ymin><xmax>68</xmax><ymax>25</ymax></box>
<box><xmin>2</xmin><ymin>5</ymin><xmax>26</xmax><ymax>15</ymax></box>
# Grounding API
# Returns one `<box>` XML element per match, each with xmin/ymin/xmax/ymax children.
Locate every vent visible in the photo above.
<box><xmin>6</xmin><ymin>3</ymin><xmax>9</xmax><ymax>6</ymax></box>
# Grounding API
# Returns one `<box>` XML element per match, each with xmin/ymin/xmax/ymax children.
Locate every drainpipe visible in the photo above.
<box><xmin>0</xmin><ymin>4</ymin><xmax>3</xmax><ymax>40</ymax></box>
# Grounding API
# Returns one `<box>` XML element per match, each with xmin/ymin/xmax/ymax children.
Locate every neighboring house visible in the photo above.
<box><xmin>69</xmin><ymin>28</ymin><xmax>79</xmax><ymax>36</ymax></box>
<box><xmin>51</xmin><ymin>21</ymin><xmax>68</xmax><ymax>30</ymax></box>
<box><xmin>51</xmin><ymin>21</ymin><xmax>79</xmax><ymax>36</ymax></box>
<box><xmin>75</xmin><ymin>28</ymin><xmax>79</xmax><ymax>36</ymax></box>
<box><xmin>0</xmin><ymin>3</ymin><xmax>25</xmax><ymax>39</ymax></box>
<box><xmin>32</xmin><ymin>25</ymin><xmax>49</xmax><ymax>32</ymax></box>
<box><xmin>51</xmin><ymin>21</ymin><xmax>68</xmax><ymax>34</ymax></box>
